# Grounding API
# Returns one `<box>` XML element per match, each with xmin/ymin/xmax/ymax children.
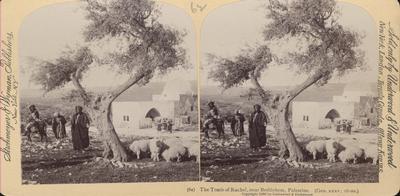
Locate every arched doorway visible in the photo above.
<box><xmin>145</xmin><ymin>108</ymin><xmax>161</xmax><ymax>121</ymax></box>
<box><xmin>325</xmin><ymin>109</ymin><xmax>340</xmax><ymax>122</ymax></box>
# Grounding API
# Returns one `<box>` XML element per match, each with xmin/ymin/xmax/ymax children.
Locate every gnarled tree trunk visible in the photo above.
<box><xmin>69</xmin><ymin>59</ymin><xmax>151</xmax><ymax>162</ymax></box>
<box><xmin>98</xmin><ymin>112</ymin><xmax>128</xmax><ymax>161</ymax></box>
<box><xmin>88</xmin><ymin>98</ymin><xmax>129</xmax><ymax>162</ymax></box>
<box><xmin>252</xmin><ymin>73</ymin><xmax>324</xmax><ymax>161</ymax></box>
<box><xmin>264</xmin><ymin>96</ymin><xmax>305</xmax><ymax>161</ymax></box>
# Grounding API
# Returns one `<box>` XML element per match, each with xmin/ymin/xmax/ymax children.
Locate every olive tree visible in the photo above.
<box><xmin>30</xmin><ymin>0</ymin><xmax>186</xmax><ymax>161</ymax></box>
<box><xmin>208</xmin><ymin>0</ymin><xmax>364</xmax><ymax>161</ymax></box>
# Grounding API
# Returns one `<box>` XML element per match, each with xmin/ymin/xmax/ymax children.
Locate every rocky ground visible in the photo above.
<box><xmin>21</xmin><ymin>128</ymin><xmax>199</xmax><ymax>184</ymax></box>
<box><xmin>200</xmin><ymin>128</ymin><xmax>378</xmax><ymax>182</ymax></box>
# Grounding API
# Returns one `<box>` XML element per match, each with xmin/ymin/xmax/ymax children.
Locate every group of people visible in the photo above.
<box><xmin>202</xmin><ymin>102</ymin><xmax>269</xmax><ymax>152</ymax></box>
<box><xmin>336</xmin><ymin>119</ymin><xmax>352</xmax><ymax>134</ymax></box>
<box><xmin>25</xmin><ymin>105</ymin><xmax>91</xmax><ymax>151</ymax></box>
<box><xmin>156</xmin><ymin>118</ymin><xmax>173</xmax><ymax>132</ymax></box>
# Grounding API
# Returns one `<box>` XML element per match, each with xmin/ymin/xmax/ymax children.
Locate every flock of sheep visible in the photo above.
<box><xmin>305</xmin><ymin>138</ymin><xmax>378</xmax><ymax>164</ymax></box>
<box><xmin>129</xmin><ymin>136</ymin><xmax>377</xmax><ymax>165</ymax></box>
<box><xmin>129</xmin><ymin>137</ymin><xmax>199</xmax><ymax>163</ymax></box>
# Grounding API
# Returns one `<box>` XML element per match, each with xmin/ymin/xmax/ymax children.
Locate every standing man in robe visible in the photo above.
<box><xmin>52</xmin><ymin>112</ymin><xmax>67</xmax><ymax>139</ymax></box>
<box><xmin>234</xmin><ymin>109</ymin><xmax>245</xmax><ymax>137</ymax></box>
<box><xmin>248</xmin><ymin>104</ymin><xmax>268</xmax><ymax>151</ymax></box>
<box><xmin>71</xmin><ymin>106</ymin><xmax>90</xmax><ymax>150</ymax></box>
<box><xmin>229</xmin><ymin>114</ymin><xmax>237</xmax><ymax>136</ymax></box>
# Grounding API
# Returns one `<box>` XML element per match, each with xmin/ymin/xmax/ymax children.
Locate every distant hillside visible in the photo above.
<box><xmin>294</xmin><ymin>83</ymin><xmax>345</xmax><ymax>102</ymax></box>
<box><xmin>114</xmin><ymin>82</ymin><xmax>165</xmax><ymax>101</ymax></box>
<box><xmin>294</xmin><ymin>82</ymin><xmax>377</xmax><ymax>102</ymax></box>
<box><xmin>115</xmin><ymin>81</ymin><xmax>197</xmax><ymax>101</ymax></box>
<box><xmin>201</xmin><ymin>83</ymin><xmax>377</xmax><ymax>102</ymax></box>
<box><xmin>21</xmin><ymin>82</ymin><xmax>376</xmax><ymax>103</ymax></box>
<box><xmin>21</xmin><ymin>81</ymin><xmax>197</xmax><ymax>102</ymax></box>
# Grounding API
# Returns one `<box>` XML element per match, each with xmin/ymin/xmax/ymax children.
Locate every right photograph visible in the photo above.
<box><xmin>200</xmin><ymin>0</ymin><xmax>379</xmax><ymax>182</ymax></box>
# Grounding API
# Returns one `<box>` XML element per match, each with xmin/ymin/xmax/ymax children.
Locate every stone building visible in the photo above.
<box><xmin>291</xmin><ymin>83</ymin><xmax>377</xmax><ymax>129</ymax></box>
<box><xmin>111</xmin><ymin>79</ymin><xmax>197</xmax><ymax>133</ymax></box>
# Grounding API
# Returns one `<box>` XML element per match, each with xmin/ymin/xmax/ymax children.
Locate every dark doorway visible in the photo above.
<box><xmin>325</xmin><ymin>109</ymin><xmax>340</xmax><ymax>122</ymax></box>
<box><xmin>145</xmin><ymin>108</ymin><xmax>161</xmax><ymax>121</ymax></box>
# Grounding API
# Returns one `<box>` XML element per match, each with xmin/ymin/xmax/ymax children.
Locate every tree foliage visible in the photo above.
<box><xmin>31</xmin><ymin>47</ymin><xmax>93</xmax><ymax>92</ymax></box>
<box><xmin>30</xmin><ymin>0</ymin><xmax>186</xmax><ymax>98</ymax></box>
<box><xmin>264</xmin><ymin>0</ymin><xmax>365</xmax><ymax>85</ymax></box>
<box><xmin>209</xmin><ymin>0</ymin><xmax>365</xmax><ymax>92</ymax></box>
<box><xmin>83</xmin><ymin>0</ymin><xmax>186</xmax><ymax>84</ymax></box>
<box><xmin>208</xmin><ymin>46</ymin><xmax>272</xmax><ymax>89</ymax></box>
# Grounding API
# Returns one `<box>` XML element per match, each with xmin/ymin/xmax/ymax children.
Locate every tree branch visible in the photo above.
<box><xmin>250</xmin><ymin>74</ymin><xmax>267</xmax><ymax>100</ymax></box>
<box><xmin>300</xmin><ymin>30</ymin><xmax>319</xmax><ymax>39</ymax></box>
<box><xmin>121</xmin><ymin>28</ymin><xmax>141</xmax><ymax>39</ymax></box>
<box><xmin>109</xmin><ymin>69</ymin><xmax>152</xmax><ymax>102</ymax></box>
<box><xmin>142</xmin><ymin>9</ymin><xmax>152</xmax><ymax>20</ymax></box>
<box><xmin>323</xmin><ymin>9</ymin><xmax>333</xmax><ymax>21</ymax></box>
<box><xmin>71</xmin><ymin>66</ymin><xmax>90</xmax><ymax>104</ymax></box>
<box><xmin>287</xmin><ymin>71</ymin><xmax>324</xmax><ymax>103</ymax></box>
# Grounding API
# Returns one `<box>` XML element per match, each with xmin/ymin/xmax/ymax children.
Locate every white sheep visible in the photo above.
<box><xmin>162</xmin><ymin>137</ymin><xmax>183</xmax><ymax>147</ymax></box>
<box><xmin>162</xmin><ymin>144</ymin><xmax>187</xmax><ymax>162</ymax></box>
<box><xmin>187</xmin><ymin>143</ymin><xmax>200</xmax><ymax>162</ymax></box>
<box><xmin>181</xmin><ymin>139</ymin><xmax>197</xmax><ymax>148</ymax></box>
<box><xmin>325</xmin><ymin>139</ymin><xmax>344</xmax><ymax>162</ymax></box>
<box><xmin>360</xmin><ymin>143</ymin><xmax>378</xmax><ymax>164</ymax></box>
<box><xmin>149</xmin><ymin>138</ymin><xmax>166</xmax><ymax>162</ymax></box>
<box><xmin>338</xmin><ymin>138</ymin><xmax>359</xmax><ymax>149</ymax></box>
<box><xmin>338</xmin><ymin>146</ymin><xmax>364</xmax><ymax>164</ymax></box>
<box><xmin>129</xmin><ymin>139</ymin><xmax>150</xmax><ymax>159</ymax></box>
<box><xmin>305</xmin><ymin>140</ymin><xmax>326</xmax><ymax>160</ymax></box>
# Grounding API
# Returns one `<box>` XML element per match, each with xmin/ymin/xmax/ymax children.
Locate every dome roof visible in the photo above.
<box><xmin>158</xmin><ymin>78</ymin><xmax>194</xmax><ymax>101</ymax></box>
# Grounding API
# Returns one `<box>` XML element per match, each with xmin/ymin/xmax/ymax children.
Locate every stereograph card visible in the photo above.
<box><xmin>0</xmin><ymin>0</ymin><xmax>399</xmax><ymax>195</ymax></box>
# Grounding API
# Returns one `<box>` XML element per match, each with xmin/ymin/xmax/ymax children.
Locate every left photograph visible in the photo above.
<box><xmin>19</xmin><ymin>0</ymin><xmax>198</xmax><ymax>184</ymax></box>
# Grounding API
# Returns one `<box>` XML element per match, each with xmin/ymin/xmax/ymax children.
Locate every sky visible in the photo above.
<box><xmin>19</xmin><ymin>0</ymin><xmax>378</xmax><ymax>91</ymax></box>
<box><xmin>19</xmin><ymin>1</ymin><xmax>196</xmax><ymax>90</ymax></box>
<box><xmin>200</xmin><ymin>0</ymin><xmax>378</xmax><ymax>87</ymax></box>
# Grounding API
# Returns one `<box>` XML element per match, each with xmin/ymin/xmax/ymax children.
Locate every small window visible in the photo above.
<box><xmin>190</xmin><ymin>106</ymin><xmax>194</xmax><ymax>111</ymax></box>
<box><xmin>306</xmin><ymin>116</ymin><xmax>309</xmax><ymax>121</ymax></box>
<box><xmin>123</xmin><ymin>115</ymin><xmax>130</xmax><ymax>122</ymax></box>
<box><xmin>370</xmin><ymin>108</ymin><xmax>373</xmax><ymax>113</ymax></box>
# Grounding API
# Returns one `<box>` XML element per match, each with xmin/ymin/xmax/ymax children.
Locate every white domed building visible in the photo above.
<box><xmin>111</xmin><ymin>79</ymin><xmax>197</xmax><ymax>134</ymax></box>
<box><xmin>332</xmin><ymin>82</ymin><xmax>376</xmax><ymax>102</ymax></box>
<box><xmin>152</xmin><ymin>79</ymin><xmax>194</xmax><ymax>101</ymax></box>
<box><xmin>291</xmin><ymin>82</ymin><xmax>378</xmax><ymax>129</ymax></box>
